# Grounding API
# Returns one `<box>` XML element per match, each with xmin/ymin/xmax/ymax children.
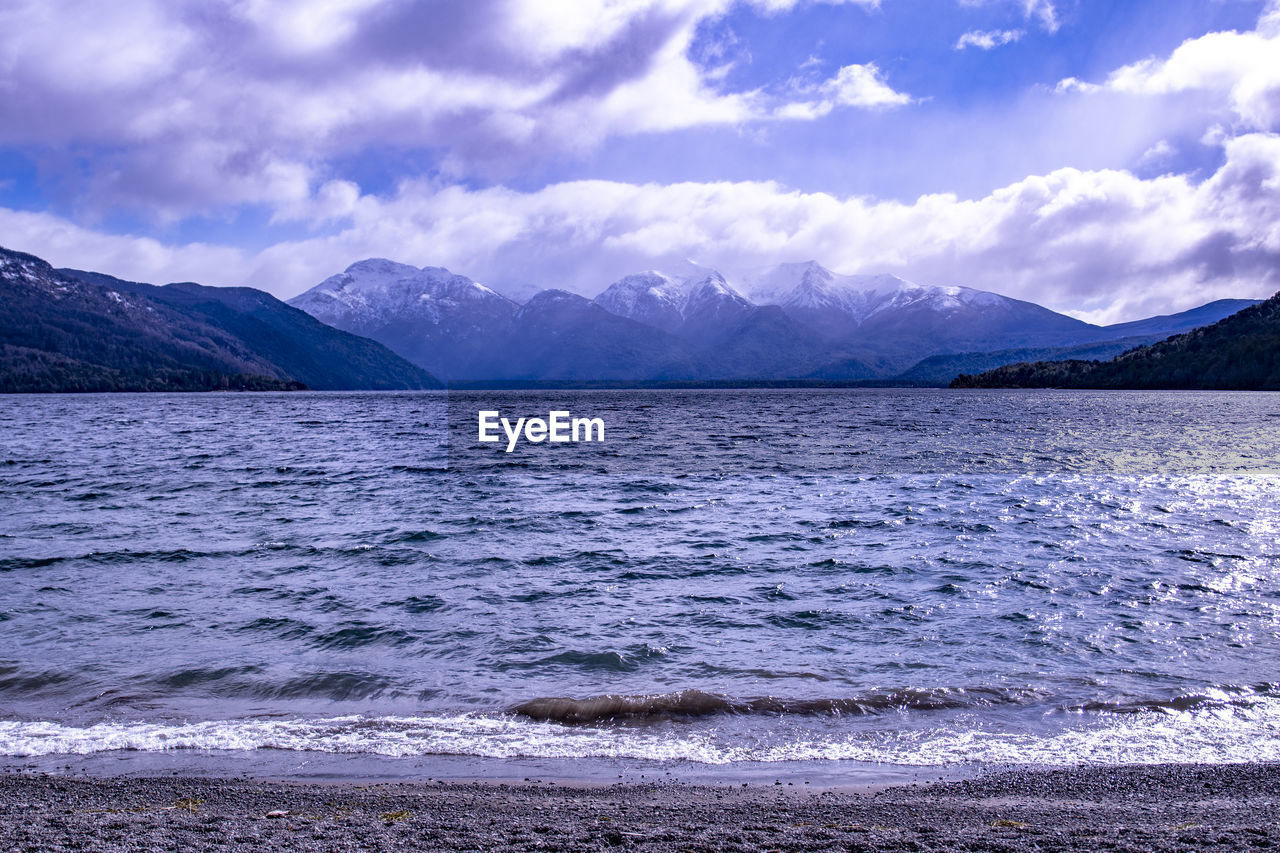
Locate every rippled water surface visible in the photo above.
<box><xmin>2</xmin><ymin>389</ymin><xmax>1279</xmax><ymax>768</ymax></box>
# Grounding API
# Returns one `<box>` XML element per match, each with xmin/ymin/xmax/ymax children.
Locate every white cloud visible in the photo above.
<box><xmin>1054</xmin><ymin>76</ymin><xmax>1101</xmax><ymax>95</ymax></box>
<box><xmin>747</xmin><ymin>0</ymin><xmax>880</xmax><ymax>11</ymax></box>
<box><xmin>0</xmin><ymin>0</ymin><xmax>895</xmax><ymax>218</ymax></box>
<box><xmin>1136</xmin><ymin>139</ymin><xmax>1175</xmax><ymax>169</ymax></box>
<box><xmin>955</xmin><ymin>29</ymin><xmax>1024</xmax><ymax>50</ymax></box>
<box><xmin>822</xmin><ymin>63</ymin><xmax>914</xmax><ymax>107</ymax></box>
<box><xmin>1058</xmin><ymin>4</ymin><xmax>1280</xmax><ymax>131</ymax></box>
<box><xmin>958</xmin><ymin>0</ymin><xmax>1057</xmax><ymax>33</ymax></box>
<box><xmin>1024</xmin><ymin>0</ymin><xmax>1058</xmax><ymax>33</ymax></box>
<box><xmin>233</xmin><ymin>0</ymin><xmax>385</xmax><ymax>53</ymax></box>
<box><xmin>10</xmin><ymin>132</ymin><xmax>1278</xmax><ymax>325</ymax></box>
<box><xmin>778</xmin><ymin>63</ymin><xmax>913</xmax><ymax>117</ymax></box>
<box><xmin>0</xmin><ymin>208</ymin><xmax>247</xmax><ymax>285</ymax></box>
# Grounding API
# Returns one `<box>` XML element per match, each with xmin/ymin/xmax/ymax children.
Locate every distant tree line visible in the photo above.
<box><xmin>0</xmin><ymin>345</ymin><xmax>302</xmax><ymax>393</ymax></box>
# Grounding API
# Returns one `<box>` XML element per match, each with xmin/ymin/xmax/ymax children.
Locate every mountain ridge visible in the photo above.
<box><xmin>288</xmin><ymin>259</ymin><xmax>520</xmax><ymax>381</ymax></box>
<box><xmin>0</xmin><ymin>245</ymin><xmax>441</xmax><ymax>393</ymax></box>
<box><xmin>8</xmin><ymin>242</ymin><xmax>1258</xmax><ymax>390</ymax></box>
<box><xmin>289</xmin><ymin>256</ymin><xmax>1259</xmax><ymax>384</ymax></box>
<box><xmin>950</xmin><ymin>291</ymin><xmax>1280</xmax><ymax>390</ymax></box>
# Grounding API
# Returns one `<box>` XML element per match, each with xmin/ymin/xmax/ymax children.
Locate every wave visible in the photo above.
<box><xmin>510</xmin><ymin>687</ymin><xmax>1034</xmax><ymax>724</ymax></box>
<box><xmin>5</xmin><ymin>694</ymin><xmax>1280</xmax><ymax>765</ymax></box>
<box><xmin>0</xmin><ymin>544</ymin><xmax>314</xmax><ymax>572</ymax></box>
<box><xmin>1070</xmin><ymin>685</ymin><xmax>1279</xmax><ymax>714</ymax></box>
<box><xmin>0</xmin><ymin>540</ymin><xmax>416</xmax><ymax>573</ymax></box>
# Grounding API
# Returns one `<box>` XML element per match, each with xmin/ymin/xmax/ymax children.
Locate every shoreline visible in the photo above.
<box><xmin>4</xmin><ymin>762</ymin><xmax>1278</xmax><ymax>851</ymax></box>
<box><xmin>0</xmin><ymin>749</ymin><xmax>970</xmax><ymax>790</ymax></box>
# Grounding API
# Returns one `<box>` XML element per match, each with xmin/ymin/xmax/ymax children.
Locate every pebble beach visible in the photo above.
<box><xmin>4</xmin><ymin>762</ymin><xmax>1279</xmax><ymax>852</ymax></box>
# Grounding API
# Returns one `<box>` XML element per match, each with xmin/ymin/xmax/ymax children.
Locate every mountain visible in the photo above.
<box><xmin>689</xmin><ymin>305</ymin><xmax>877</xmax><ymax>380</ymax></box>
<box><xmin>748</xmin><ymin>261</ymin><xmax>1263</xmax><ymax>380</ymax></box>
<box><xmin>890</xmin><ymin>336</ymin><xmax>1165</xmax><ymax>386</ymax></box>
<box><xmin>292</xmin><ymin>259</ymin><xmax>839</xmax><ymax>382</ymax></box>
<box><xmin>594</xmin><ymin>262</ymin><xmax>755</xmax><ymax>341</ymax></box>
<box><xmin>284</xmin><ymin>254</ymin><xmax>1261</xmax><ymax>384</ymax></box>
<box><xmin>0</xmin><ymin>245</ymin><xmax>439</xmax><ymax>393</ymax></box>
<box><xmin>289</xmin><ymin>261</ymin><xmax>695</xmax><ymax>381</ymax></box>
<box><xmin>287</xmin><ymin>259</ymin><xmax>518</xmax><ymax>381</ymax></box>
<box><xmin>749</xmin><ymin>261</ymin><xmax>1104</xmax><ymax>368</ymax></box>
<box><xmin>951</xmin><ymin>293</ymin><xmax>1280</xmax><ymax>390</ymax></box>
<box><xmin>748</xmin><ymin>263</ymin><xmax>922</xmax><ymax>340</ymax></box>
<box><xmin>1101</xmin><ymin>299</ymin><xmax>1262</xmax><ymax>339</ymax></box>
<box><xmin>63</xmin><ymin>270</ymin><xmax>441</xmax><ymax>391</ymax></box>
<box><xmin>896</xmin><ymin>300</ymin><xmax>1264</xmax><ymax>385</ymax></box>
<box><xmin>593</xmin><ymin>263</ymin><xmax>849</xmax><ymax>378</ymax></box>
<box><xmin>9</xmin><ymin>241</ymin><xmax>1256</xmax><ymax>390</ymax></box>
<box><xmin>593</xmin><ymin>271</ymin><xmax>688</xmax><ymax>334</ymax></box>
<box><xmin>472</xmin><ymin>290</ymin><xmax>696</xmax><ymax>380</ymax></box>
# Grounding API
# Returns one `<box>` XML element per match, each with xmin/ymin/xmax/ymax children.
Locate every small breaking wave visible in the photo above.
<box><xmin>1069</xmin><ymin>684</ymin><xmax>1280</xmax><ymax>715</ymax></box>
<box><xmin>510</xmin><ymin>687</ymin><xmax>1035</xmax><ymax>725</ymax></box>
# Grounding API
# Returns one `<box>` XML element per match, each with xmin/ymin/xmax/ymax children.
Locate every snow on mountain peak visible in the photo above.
<box><xmin>749</xmin><ymin>260</ymin><xmax>832</xmax><ymax>297</ymax></box>
<box><xmin>343</xmin><ymin>257</ymin><xmax>420</xmax><ymax>279</ymax></box>
<box><xmin>742</xmin><ymin>261</ymin><xmax>1018</xmax><ymax>325</ymax></box>
<box><xmin>288</xmin><ymin>258</ymin><xmax>515</xmax><ymax>330</ymax></box>
<box><xmin>594</xmin><ymin>265</ymin><xmax>750</xmax><ymax>333</ymax></box>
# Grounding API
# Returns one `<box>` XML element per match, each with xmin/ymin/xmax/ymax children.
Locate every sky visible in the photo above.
<box><xmin>1</xmin><ymin>0</ymin><xmax>1279</xmax><ymax>323</ymax></box>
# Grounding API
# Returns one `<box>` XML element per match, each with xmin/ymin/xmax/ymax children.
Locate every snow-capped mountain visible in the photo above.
<box><xmin>594</xmin><ymin>262</ymin><xmax>754</xmax><ymax>340</ymax></box>
<box><xmin>289</xmin><ymin>259</ymin><xmax>516</xmax><ymax>333</ymax></box>
<box><xmin>746</xmin><ymin>260</ymin><xmax>1097</xmax><ymax>358</ymax></box>
<box><xmin>286</xmin><ymin>255</ymin><xmax>1260</xmax><ymax>384</ymax></box>
<box><xmin>593</xmin><ymin>271</ymin><xmax>687</xmax><ymax>334</ymax></box>
<box><xmin>288</xmin><ymin>259</ymin><xmax>518</xmax><ymax>380</ymax></box>
<box><xmin>749</xmin><ymin>262</ymin><xmax>910</xmax><ymax>315</ymax></box>
<box><xmin>750</xmin><ymin>261</ymin><xmax>1010</xmax><ymax>326</ymax></box>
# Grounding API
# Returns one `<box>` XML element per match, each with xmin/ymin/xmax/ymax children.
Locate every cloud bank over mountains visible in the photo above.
<box><xmin>0</xmin><ymin>0</ymin><xmax>1277</xmax><ymax>324</ymax></box>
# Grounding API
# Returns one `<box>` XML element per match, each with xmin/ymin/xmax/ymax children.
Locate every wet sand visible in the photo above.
<box><xmin>3</xmin><ymin>762</ymin><xmax>1278</xmax><ymax>851</ymax></box>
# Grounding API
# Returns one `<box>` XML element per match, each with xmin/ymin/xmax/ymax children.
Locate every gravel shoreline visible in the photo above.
<box><xmin>3</xmin><ymin>763</ymin><xmax>1279</xmax><ymax>851</ymax></box>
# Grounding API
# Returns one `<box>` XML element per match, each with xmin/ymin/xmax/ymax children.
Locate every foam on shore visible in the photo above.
<box><xmin>3</xmin><ymin>691</ymin><xmax>1279</xmax><ymax>768</ymax></box>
